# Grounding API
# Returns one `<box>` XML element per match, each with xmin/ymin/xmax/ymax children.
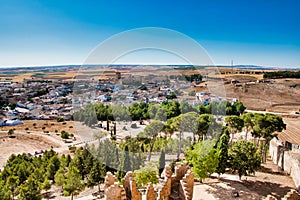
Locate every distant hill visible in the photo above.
<box><xmin>0</xmin><ymin>64</ymin><xmax>299</xmax><ymax>71</ymax></box>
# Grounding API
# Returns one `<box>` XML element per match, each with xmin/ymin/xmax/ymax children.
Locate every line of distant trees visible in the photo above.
<box><xmin>263</xmin><ymin>71</ymin><xmax>300</xmax><ymax>79</ymax></box>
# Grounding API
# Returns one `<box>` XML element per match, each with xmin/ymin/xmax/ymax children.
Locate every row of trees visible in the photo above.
<box><xmin>225</xmin><ymin>113</ymin><xmax>286</xmax><ymax>162</ymax></box>
<box><xmin>186</xmin><ymin>130</ymin><xmax>261</xmax><ymax>181</ymax></box>
<box><xmin>72</xmin><ymin>100</ymin><xmax>246</xmax><ymax>127</ymax></box>
<box><xmin>263</xmin><ymin>70</ymin><xmax>300</xmax><ymax>79</ymax></box>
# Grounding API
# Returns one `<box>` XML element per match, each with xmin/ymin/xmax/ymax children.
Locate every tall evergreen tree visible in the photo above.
<box><xmin>0</xmin><ymin>180</ymin><xmax>11</xmax><ymax>200</ymax></box>
<box><xmin>63</xmin><ymin>166</ymin><xmax>84</xmax><ymax>200</ymax></box>
<box><xmin>19</xmin><ymin>176</ymin><xmax>42</xmax><ymax>200</ymax></box>
<box><xmin>216</xmin><ymin>128</ymin><xmax>230</xmax><ymax>177</ymax></box>
<box><xmin>87</xmin><ymin>161</ymin><xmax>106</xmax><ymax>193</ymax></box>
<box><xmin>158</xmin><ymin>149</ymin><xmax>166</xmax><ymax>175</ymax></box>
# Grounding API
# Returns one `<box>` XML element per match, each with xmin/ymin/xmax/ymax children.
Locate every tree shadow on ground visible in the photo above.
<box><xmin>43</xmin><ymin>191</ymin><xmax>56</xmax><ymax>199</ymax></box>
<box><xmin>204</xmin><ymin>177</ymin><xmax>293</xmax><ymax>200</ymax></box>
<box><xmin>258</xmin><ymin>165</ymin><xmax>288</xmax><ymax>176</ymax></box>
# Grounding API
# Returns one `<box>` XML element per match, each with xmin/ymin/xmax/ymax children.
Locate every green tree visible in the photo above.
<box><xmin>112</xmin><ymin>103</ymin><xmax>131</xmax><ymax>121</ymax></box>
<box><xmin>233</xmin><ymin>102</ymin><xmax>246</xmax><ymax>115</ymax></box>
<box><xmin>155</xmin><ymin>107</ymin><xmax>167</xmax><ymax>121</ymax></box>
<box><xmin>171</xmin><ymin>112</ymin><xmax>198</xmax><ymax>159</ymax></box>
<box><xmin>216</xmin><ymin>128</ymin><xmax>230</xmax><ymax>176</ymax></box>
<box><xmin>46</xmin><ymin>156</ymin><xmax>60</xmax><ymax>181</ymax></box>
<box><xmin>148</xmin><ymin>104</ymin><xmax>160</xmax><ymax>119</ymax></box>
<box><xmin>117</xmin><ymin>145</ymin><xmax>132</xmax><ymax>180</ymax></box>
<box><xmin>0</xmin><ymin>180</ymin><xmax>11</xmax><ymax>200</ymax></box>
<box><xmin>7</xmin><ymin>129</ymin><xmax>14</xmax><ymax>138</ymax></box>
<box><xmin>144</xmin><ymin>120</ymin><xmax>164</xmax><ymax>161</ymax></box>
<box><xmin>97</xmin><ymin>139</ymin><xmax>119</xmax><ymax>173</ymax></box>
<box><xmin>252</xmin><ymin>113</ymin><xmax>286</xmax><ymax>162</ymax></box>
<box><xmin>42</xmin><ymin>178</ymin><xmax>51</xmax><ymax>199</ymax></box>
<box><xmin>19</xmin><ymin>176</ymin><xmax>42</xmax><ymax>200</ymax></box>
<box><xmin>197</xmin><ymin>114</ymin><xmax>213</xmax><ymax>141</ymax></box>
<box><xmin>186</xmin><ymin>140</ymin><xmax>219</xmax><ymax>182</ymax></box>
<box><xmin>241</xmin><ymin>112</ymin><xmax>254</xmax><ymax>140</ymax></box>
<box><xmin>63</xmin><ymin>166</ymin><xmax>84</xmax><ymax>200</ymax></box>
<box><xmin>7</xmin><ymin>175</ymin><xmax>18</xmax><ymax>200</ymax></box>
<box><xmin>54</xmin><ymin>167</ymin><xmax>65</xmax><ymax>189</ymax></box>
<box><xmin>158</xmin><ymin>149</ymin><xmax>166</xmax><ymax>175</ymax></box>
<box><xmin>133</xmin><ymin>163</ymin><xmax>159</xmax><ymax>188</ymax></box>
<box><xmin>87</xmin><ymin>161</ymin><xmax>106</xmax><ymax>193</ymax></box>
<box><xmin>225</xmin><ymin>116</ymin><xmax>244</xmax><ymax>144</ymax></box>
<box><xmin>229</xmin><ymin>140</ymin><xmax>261</xmax><ymax>180</ymax></box>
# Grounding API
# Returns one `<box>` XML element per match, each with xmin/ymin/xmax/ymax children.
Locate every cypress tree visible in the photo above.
<box><xmin>158</xmin><ymin>149</ymin><xmax>166</xmax><ymax>175</ymax></box>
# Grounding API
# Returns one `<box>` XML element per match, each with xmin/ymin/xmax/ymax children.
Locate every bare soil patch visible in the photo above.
<box><xmin>193</xmin><ymin>158</ymin><xmax>295</xmax><ymax>200</ymax></box>
<box><xmin>0</xmin><ymin>130</ymin><xmax>66</xmax><ymax>168</ymax></box>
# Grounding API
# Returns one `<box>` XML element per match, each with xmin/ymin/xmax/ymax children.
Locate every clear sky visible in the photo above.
<box><xmin>0</xmin><ymin>0</ymin><xmax>300</xmax><ymax>68</ymax></box>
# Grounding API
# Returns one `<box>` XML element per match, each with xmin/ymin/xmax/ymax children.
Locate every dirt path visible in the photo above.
<box><xmin>193</xmin><ymin>158</ymin><xmax>296</xmax><ymax>200</ymax></box>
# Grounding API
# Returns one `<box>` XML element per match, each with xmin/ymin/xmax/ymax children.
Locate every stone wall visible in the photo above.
<box><xmin>282</xmin><ymin>190</ymin><xmax>300</xmax><ymax>200</ymax></box>
<box><xmin>103</xmin><ymin>163</ymin><xmax>194</xmax><ymax>200</ymax></box>
<box><xmin>269</xmin><ymin>138</ymin><xmax>300</xmax><ymax>191</ymax></box>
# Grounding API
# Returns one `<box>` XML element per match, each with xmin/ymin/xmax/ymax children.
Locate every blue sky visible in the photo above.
<box><xmin>0</xmin><ymin>0</ymin><xmax>300</xmax><ymax>68</ymax></box>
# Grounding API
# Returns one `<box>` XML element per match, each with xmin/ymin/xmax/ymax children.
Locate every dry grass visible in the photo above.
<box><xmin>0</xmin><ymin>120</ymin><xmax>76</xmax><ymax>134</ymax></box>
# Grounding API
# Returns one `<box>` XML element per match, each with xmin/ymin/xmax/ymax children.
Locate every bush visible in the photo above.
<box><xmin>33</xmin><ymin>123</ymin><xmax>37</xmax><ymax>127</ymax></box>
<box><xmin>25</xmin><ymin>127</ymin><xmax>29</xmax><ymax>131</ymax></box>
<box><xmin>69</xmin><ymin>146</ymin><xmax>76</xmax><ymax>151</ymax></box>
<box><xmin>62</xmin><ymin>122</ymin><xmax>67</xmax><ymax>125</ymax></box>
<box><xmin>56</xmin><ymin>117</ymin><xmax>65</xmax><ymax>122</ymax></box>
<box><xmin>54</xmin><ymin>130</ymin><xmax>58</xmax><ymax>133</ymax></box>
<box><xmin>188</xmin><ymin>90</ymin><xmax>196</xmax><ymax>96</ymax></box>
<box><xmin>69</xmin><ymin>126</ymin><xmax>73</xmax><ymax>128</ymax></box>
<box><xmin>131</xmin><ymin>123</ymin><xmax>137</xmax><ymax>128</ymax></box>
<box><xmin>61</xmin><ymin>131</ymin><xmax>70</xmax><ymax>139</ymax></box>
<box><xmin>133</xmin><ymin>163</ymin><xmax>158</xmax><ymax>188</ymax></box>
<box><xmin>42</xmin><ymin>127</ymin><xmax>46</xmax><ymax>130</ymax></box>
<box><xmin>7</xmin><ymin>129</ymin><xmax>14</xmax><ymax>138</ymax></box>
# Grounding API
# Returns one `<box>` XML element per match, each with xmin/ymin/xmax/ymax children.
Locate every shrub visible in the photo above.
<box><xmin>69</xmin><ymin>126</ymin><xmax>73</xmax><ymax>128</ymax></box>
<box><xmin>56</xmin><ymin>117</ymin><xmax>65</xmax><ymax>122</ymax></box>
<box><xmin>62</xmin><ymin>122</ymin><xmax>67</xmax><ymax>125</ymax></box>
<box><xmin>131</xmin><ymin>123</ymin><xmax>137</xmax><ymax>128</ymax></box>
<box><xmin>69</xmin><ymin>146</ymin><xmax>76</xmax><ymax>152</ymax></box>
<box><xmin>133</xmin><ymin>163</ymin><xmax>158</xmax><ymax>188</ymax></box>
<box><xmin>7</xmin><ymin>129</ymin><xmax>14</xmax><ymax>138</ymax></box>
<box><xmin>25</xmin><ymin>127</ymin><xmax>29</xmax><ymax>131</ymax></box>
<box><xmin>61</xmin><ymin>131</ymin><xmax>69</xmax><ymax>139</ymax></box>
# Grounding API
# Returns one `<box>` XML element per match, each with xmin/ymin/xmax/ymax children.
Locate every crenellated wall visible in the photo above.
<box><xmin>103</xmin><ymin>163</ymin><xmax>194</xmax><ymax>200</ymax></box>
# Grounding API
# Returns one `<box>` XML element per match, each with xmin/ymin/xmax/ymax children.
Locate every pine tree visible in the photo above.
<box><xmin>54</xmin><ymin>167</ymin><xmax>65</xmax><ymax>189</ymax></box>
<box><xmin>87</xmin><ymin>161</ymin><xmax>106</xmax><ymax>193</ymax></box>
<box><xmin>42</xmin><ymin>178</ymin><xmax>51</xmax><ymax>199</ymax></box>
<box><xmin>0</xmin><ymin>180</ymin><xmax>11</xmax><ymax>200</ymax></box>
<box><xmin>63</xmin><ymin>166</ymin><xmax>84</xmax><ymax>200</ymax></box>
<box><xmin>19</xmin><ymin>176</ymin><xmax>42</xmax><ymax>200</ymax></box>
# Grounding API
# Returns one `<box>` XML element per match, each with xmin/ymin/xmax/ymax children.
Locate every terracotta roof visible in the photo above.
<box><xmin>277</xmin><ymin>118</ymin><xmax>300</xmax><ymax>145</ymax></box>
